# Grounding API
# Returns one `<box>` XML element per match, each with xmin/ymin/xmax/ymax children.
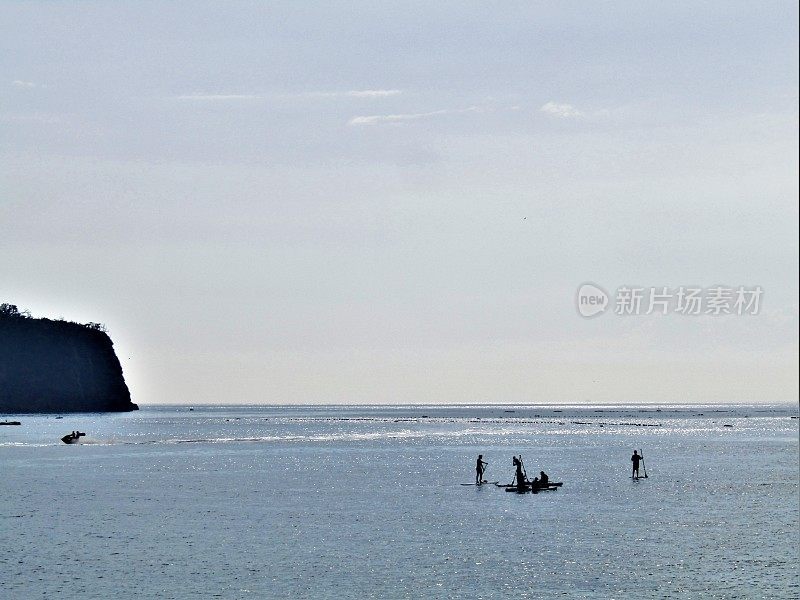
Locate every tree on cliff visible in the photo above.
<box><xmin>0</xmin><ymin>303</ymin><xmax>30</xmax><ymax>319</ymax></box>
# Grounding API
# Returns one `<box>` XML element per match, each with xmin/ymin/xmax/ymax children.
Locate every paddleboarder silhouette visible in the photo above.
<box><xmin>475</xmin><ymin>455</ymin><xmax>488</xmax><ymax>484</ymax></box>
<box><xmin>512</xmin><ymin>455</ymin><xmax>526</xmax><ymax>490</ymax></box>
<box><xmin>631</xmin><ymin>450</ymin><xmax>642</xmax><ymax>479</ymax></box>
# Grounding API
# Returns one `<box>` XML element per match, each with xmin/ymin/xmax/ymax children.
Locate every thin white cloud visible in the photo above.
<box><xmin>174</xmin><ymin>94</ymin><xmax>265</xmax><ymax>101</ymax></box>
<box><xmin>540</xmin><ymin>101</ymin><xmax>584</xmax><ymax>118</ymax></box>
<box><xmin>12</xmin><ymin>80</ymin><xmax>37</xmax><ymax>89</ymax></box>
<box><xmin>173</xmin><ymin>89</ymin><xmax>401</xmax><ymax>102</ymax></box>
<box><xmin>0</xmin><ymin>112</ymin><xmax>62</xmax><ymax>124</ymax></box>
<box><xmin>345</xmin><ymin>89</ymin><xmax>401</xmax><ymax>98</ymax></box>
<box><xmin>348</xmin><ymin>106</ymin><xmax>482</xmax><ymax>126</ymax></box>
<box><xmin>296</xmin><ymin>89</ymin><xmax>402</xmax><ymax>99</ymax></box>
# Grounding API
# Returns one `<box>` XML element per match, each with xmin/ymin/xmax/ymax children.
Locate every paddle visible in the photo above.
<box><xmin>640</xmin><ymin>449</ymin><xmax>648</xmax><ymax>478</ymax></box>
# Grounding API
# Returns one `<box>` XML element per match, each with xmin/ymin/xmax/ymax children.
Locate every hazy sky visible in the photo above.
<box><xmin>2</xmin><ymin>1</ymin><xmax>797</xmax><ymax>404</ymax></box>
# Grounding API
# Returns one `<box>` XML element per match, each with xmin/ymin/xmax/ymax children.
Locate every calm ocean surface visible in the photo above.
<box><xmin>2</xmin><ymin>403</ymin><xmax>798</xmax><ymax>599</ymax></box>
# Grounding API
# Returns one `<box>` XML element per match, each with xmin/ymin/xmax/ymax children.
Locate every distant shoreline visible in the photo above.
<box><xmin>129</xmin><ymin>401</ymin><xmax>799</xmax><ymax>408</ymax></box>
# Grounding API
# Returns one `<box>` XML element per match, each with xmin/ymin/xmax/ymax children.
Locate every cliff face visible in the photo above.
<box><xmin>0</xmin><ymin>305</ymin><xmax>137</xmax><ymax>413</ymax></box>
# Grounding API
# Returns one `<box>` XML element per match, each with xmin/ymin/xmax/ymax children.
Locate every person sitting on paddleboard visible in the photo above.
<box><xmin>475</xmin><ymin>455</ymin><xmax>488</xmax><ymax>484</ymax></box>
<box><xmin>631</xmin><ymin>450</ymin><xmax>642</xmax><ymax>478</ymax></box>
<box><xmin>539</xmin><ymin>471</ymin><xmax>549</xmax><ymax>486</ymax></box>
<box><xmin>531</xmin><ymin>476</ymin><xmax>540</xmax><ymax>491</ymax></box>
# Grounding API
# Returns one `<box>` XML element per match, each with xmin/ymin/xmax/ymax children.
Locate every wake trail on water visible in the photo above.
<box><xmin>1</xmin><ymin>427</ymin><xmax>523</xmax><ymax>447</ymax></box>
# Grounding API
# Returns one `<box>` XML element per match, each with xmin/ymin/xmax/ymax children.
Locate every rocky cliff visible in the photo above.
<box><xmin>0</xmin><ymin>304</ymin><xmax>137</xmax><ymax>413</ymax></box>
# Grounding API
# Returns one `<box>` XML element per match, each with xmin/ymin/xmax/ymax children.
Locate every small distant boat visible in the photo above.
<box><xmin>503</xmin><ymin>484</ymin><xmax>560</xmax><ymax>493</ymax></box>
<box><xmin>61</xmin><ymin>431</ymin><xmax>86</xmax><ymax>444</ymax></box>
<box><xmin>496</xmin><ymin>481</ymin><xmax>563</xmax><ymax>493</ymax></box>
<box><xmin>0</xmin><ymin>421</ymin><xmax>21</xmax><ymax>426</ymax></box>
<box><xmin>495</xmin><ymin>481</ymin><xmax>563</xmax><ymax>488</ymax></box>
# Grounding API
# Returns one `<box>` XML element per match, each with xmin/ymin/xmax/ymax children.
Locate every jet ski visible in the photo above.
<box><xmin>61</xmin><ymin>431</ymin><xmax>86</xmax><ymax>444</ymax></box>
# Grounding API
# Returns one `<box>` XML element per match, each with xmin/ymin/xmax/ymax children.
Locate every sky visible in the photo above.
<box><xmin>1</xmin><ymin>1</ymin><xmax>797</xmax><ymax>405</ymax></box>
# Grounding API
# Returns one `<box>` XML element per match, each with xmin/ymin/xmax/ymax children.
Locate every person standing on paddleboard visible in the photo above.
<box><xmin>513</xmin><ymin>456</ymin><xmax>526</xmax><ymax>489</ymax></box>
<box><xmin>631</xmin><ymin>450</ymin><xmax>642</xmax><ymax>479</ymax></box>
<box><xmin>475</xmin><ymin>455</ymin><xmax>488</xmax><ymax>484</ymax></box>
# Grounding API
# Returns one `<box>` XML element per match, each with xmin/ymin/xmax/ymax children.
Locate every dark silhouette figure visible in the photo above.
<box><xmin>631</xmin><ymin>450</ymin><xmax>642</xmax><ymax>479</ymax></box>
<box><xmin>531</xmin><ymin>476</ymin><xmax>541</xmax><ymax>492</ymax></box>
<box><xmin>513</xmin><ymin>456</ymin><xmax>526</xmax><ymax>490</ymax></box>
<box><xmin>475</xmin><ymin>455</ymin><xmax>488</xmax><ymax>484</ymax></box>
<box><xmin>539</xmin><ymin>471</ymin><xmax>549</xmax><ymax>486</ymax></box>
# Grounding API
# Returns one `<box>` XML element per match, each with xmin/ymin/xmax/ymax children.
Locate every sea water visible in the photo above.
<box><xmin>1</xmin><ymin>404</ymin><xmax>798</xmax><ymax>599</ymax></box>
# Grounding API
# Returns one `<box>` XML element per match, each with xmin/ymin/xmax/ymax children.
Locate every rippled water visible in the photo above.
<box><xmin>2</xmin><ymin>404</ymin><xmax>798</xmax><ymax>599</ymax></box>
